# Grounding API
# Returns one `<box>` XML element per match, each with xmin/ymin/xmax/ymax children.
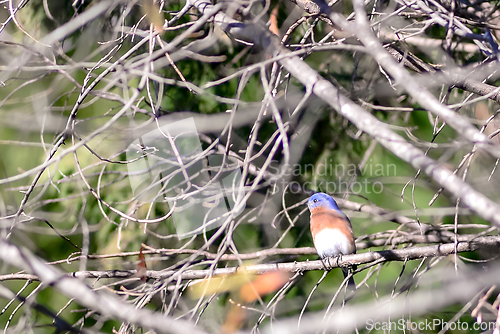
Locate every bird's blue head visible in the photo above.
<box><xmin>307</xmin><ymin>192</ymin><xmax>341</xmax><ymax>212</ymax></box>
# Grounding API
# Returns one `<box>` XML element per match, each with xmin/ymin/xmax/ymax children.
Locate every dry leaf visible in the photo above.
<box><xmin>222</xmin><ymin>304</ymin><xmax>246</xmax><ymax>333</ymax></box>
<box><xmin>141</xmin><ymin>0</ymin><xmax>164</xmax><ymax>32</ymax></box>
<box><xmin>239</xmin><ymin>271</ymin><xmax>290</xmax><ymax>303</ymax></box>
<box><xmin>137</xmin><ymin>246</ymin><xmax>147</xmax><ymax>282</ymax></box>
<box><xmin>190</xmin><ymin>270</ymin><xmax>256</xmax><ymax>298</ymax></box>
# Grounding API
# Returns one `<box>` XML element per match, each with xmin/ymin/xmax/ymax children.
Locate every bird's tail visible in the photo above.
<box><xmin>341</xmin><ymin>266</ymin><xmax>356</xmax><ymax>291</ymax></box>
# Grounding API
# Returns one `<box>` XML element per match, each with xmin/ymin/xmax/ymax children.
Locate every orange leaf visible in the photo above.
<box><xmin>239</xmin><ymin>271</ymin><xmax>290</xmax><ymax>303</ymax></box>
<box><xmin>137</xmin><ymin>246</ymin><xmax>147</xmax><ymax>282</ymax></box>
<box><xmin>269</xmin><ymin>5</ymin><xmax>280</xmax><ymax>37</ymax></box>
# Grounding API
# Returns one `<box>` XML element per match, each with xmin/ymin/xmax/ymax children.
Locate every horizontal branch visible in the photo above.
<box><xmin>0</xmin><ymin>239</ymin><xmax>208</xmax><ymax>334</ymax></box>
<box><xmin>2</xmin><ymin>236</ymin><xmax>498</xmax><ymax>282</ymax></box>
<box><xmin>0</xmin><ymin>231</ymin><xmax>471</xmax><ymax>276</ymax></box>
<box><xmin>264</xmin><ymin>257</ymin><xmax>500</xmax><ymax>334</ymax></box>
<box><xmin>62</xmin><ymin>235</ymin><xmax>500</xmax><ymax>279</ymax></box>
<box><xmin>41</xmin><ymin>232</ymin><xmax>484</xmax><ymax>267</ymax></box>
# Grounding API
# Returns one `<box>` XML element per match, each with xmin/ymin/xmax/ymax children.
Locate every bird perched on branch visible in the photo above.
<box><xmin>307</xmin><ymin>192</ymin><xmax>356</xmax><ymax>290</ymax></box>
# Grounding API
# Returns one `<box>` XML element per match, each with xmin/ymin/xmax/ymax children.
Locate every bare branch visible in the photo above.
<box><xmin>0</xmin><ymin>239</ymin><xmax>208</xmax><ymax>334</ymax></box>
<box><xmin>1</xmin><ymin>236</ymin><xmax>497</xmax><ymax>282</ymax></box>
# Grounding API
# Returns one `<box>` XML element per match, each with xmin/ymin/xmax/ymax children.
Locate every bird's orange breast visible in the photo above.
<box><xmin>310</xmin><ymin>208</ymin><xmax>355</xmax><ymax>250</ymax></box>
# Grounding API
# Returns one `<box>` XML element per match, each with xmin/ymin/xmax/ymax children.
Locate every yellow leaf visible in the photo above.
<box><xmin>141</xmin><ymin>0</ymin><xmax>164</xmax><ymax>32</ymax></box>
<box><xmin>190</xmin><ymin>270</ymin><xmax>256</xmax><ymax>298</ymax></box>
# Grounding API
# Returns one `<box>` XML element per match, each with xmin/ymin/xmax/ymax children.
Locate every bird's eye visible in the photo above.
<box><xmin>313</xmin><ymin>199</ymin><xmax>318</xmax><ymax>203</ymax></box>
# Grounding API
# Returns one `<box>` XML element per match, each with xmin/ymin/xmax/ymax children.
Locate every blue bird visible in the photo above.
<box><xmin>307</xmin><ymin>192</ymin><xmax>356</xmax><ymax>289</ymax></box>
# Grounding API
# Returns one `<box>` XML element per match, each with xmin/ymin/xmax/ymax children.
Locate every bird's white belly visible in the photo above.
<box><xmin>314</xmin><ymin>228</ymin><xmax>352</xmax><ymax>258</ymax></box>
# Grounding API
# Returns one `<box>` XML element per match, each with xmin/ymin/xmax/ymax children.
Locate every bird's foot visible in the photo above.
<box><xmin>336</xmin><ymin>254</ymin><xmax>343</xmax><ymax>268</ymax></box>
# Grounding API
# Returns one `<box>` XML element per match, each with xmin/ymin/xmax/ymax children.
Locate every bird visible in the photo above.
<box><xmin>307</xmin><ymin>192</ymin><xmax>356</xmax><ymax>289</ymax></box>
